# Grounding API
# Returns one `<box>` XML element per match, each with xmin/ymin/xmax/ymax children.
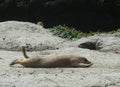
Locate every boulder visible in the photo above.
<box><xmin>77</xmin><ymin>33</ymin><xmax>120</xmax><ymax>54</ymax></box>
<box><xmin>0</xmin><ymin>21</ymin><xmax>66</xmax><ymax>51</ymax></box>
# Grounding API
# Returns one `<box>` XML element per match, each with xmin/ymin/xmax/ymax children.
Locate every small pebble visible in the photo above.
<box><xmin>55</xmin><ymin>74</ymin><xmax>58</xmax><ymax>76</ymax></box>
<box><xmin>0</xmin><ymin>57</ymin><xmax>2</xmax><ymax>59</ymax></box>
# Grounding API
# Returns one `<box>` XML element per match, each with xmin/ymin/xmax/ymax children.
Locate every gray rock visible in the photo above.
<box><xmin>95</xmin><ymin>34</ymin><xmax>120</xmax><ymax>54</ymax></box>
<box><xmin>0</xmin><ymin>21</ymin><xmax>120</xmax><ymax>54</ymax></box>
<box><xmin>0</xmin><ymin>21</ymin><xmax>66</xmax><ymax>51</ymax></box>
<box><xmin>76</xmin><ymin>33</ymin><xmax>120</xmax><ymax>54</ymax></box>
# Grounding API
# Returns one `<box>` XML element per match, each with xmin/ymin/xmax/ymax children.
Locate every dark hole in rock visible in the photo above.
<box><xmin>78</xmin><ymin>42</ymin><xmax>96</xmax><ymax>50</ymax></box>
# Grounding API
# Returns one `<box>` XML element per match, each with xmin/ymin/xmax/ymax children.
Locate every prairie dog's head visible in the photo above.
<box><xmin>77</xmin><ymin>57</ymin><xmax>93</xmax><ymax>67</ymax></box>
<box><xmin>37</xmin><ymin>21</ymin><xmax>44</xmax><ymax>27</ymax></box>
<box><xmin>78</xmin><ymin>57</ymin><xmax>92</xmax><ymax>64</ymax></box>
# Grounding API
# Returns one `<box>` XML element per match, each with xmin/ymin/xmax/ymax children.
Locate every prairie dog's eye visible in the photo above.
<box><xmin>84</xmin><ymin>59</ymin><xmax>88</xmax><ymax>62</ymax></box>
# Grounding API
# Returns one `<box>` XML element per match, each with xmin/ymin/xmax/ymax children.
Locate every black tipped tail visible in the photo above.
<box><xmin>22</xmin><ymin>46</ymin><xmax>29</xmax><ymax>58</ymax></box>
<box><xmin>10</xmin><ymin>62</ymin><xmax>14</xmax><ymax>66</ymax></box>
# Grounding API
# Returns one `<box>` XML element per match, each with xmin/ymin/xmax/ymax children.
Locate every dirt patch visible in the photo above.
<box><xmin>0</xmin><ymin>48</ymin><xmax>120</xmax><ymax>87</ymax></box>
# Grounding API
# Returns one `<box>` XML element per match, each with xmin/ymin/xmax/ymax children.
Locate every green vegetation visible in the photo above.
<box><xmin>50</xmin><ymin>25</ymin><xmax>94</xmax><ymax>40</ymax></box>
<box><xmin>50</xmin><ymin>25</ymin><xmax>87</xmax><ymax>40</ymax></box>
<box><xmin>50</xmin><ymin>25</ymin><xmax>120</xmax><ymax>40</ymax></box>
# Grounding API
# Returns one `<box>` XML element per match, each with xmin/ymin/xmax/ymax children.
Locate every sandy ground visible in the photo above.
<box><xmin>0</xmin><ymin>48</ymin><xmax>120</xmax><ymax>87</ymax></box>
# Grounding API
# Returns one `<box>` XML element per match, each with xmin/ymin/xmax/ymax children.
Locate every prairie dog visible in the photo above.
<box><xmin>10</xmin><ymin>47</ymin><xmax>93</xmax><ymax>68</ymax></box>
<box><xmin>37</xmin><ymin>21</ymin><xmax>44</xmax><ymax>27</ymax></box>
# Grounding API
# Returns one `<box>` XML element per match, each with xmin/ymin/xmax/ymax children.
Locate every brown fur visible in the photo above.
<box><xmin>37</xmin><ymin>21</ymin><xmax>44</xmax><ymax>27</ymax></box>
<box><xmin>10</xmin><ymin>47</ymin><xmax>93</xmax><ymax>68</ymax></box>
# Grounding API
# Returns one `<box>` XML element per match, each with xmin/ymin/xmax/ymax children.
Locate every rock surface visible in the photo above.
<box><xmin>0</xmin><ymin>21</ymin><xmax>65</xmax><ymax>51</ymax></box>
<box><xmin>78</xmin><ymin>33</ymin><xmax>120</xmax><ymax>54</ymax></box>
<box><xmin>0</xmin><ymin>21</ymin><xmax>120</xmax><ymax>87</ymax></box>
<box><xmin>0</xmin><ymin>48</ymin><xmax>120</xmax><ymax>87</ymax></box>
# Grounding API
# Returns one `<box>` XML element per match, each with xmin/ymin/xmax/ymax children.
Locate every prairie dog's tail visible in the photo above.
<box><xmin>22</xmin><ymin>46</ymin><xmax>29</xmax><ymax>58</ymax></box>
